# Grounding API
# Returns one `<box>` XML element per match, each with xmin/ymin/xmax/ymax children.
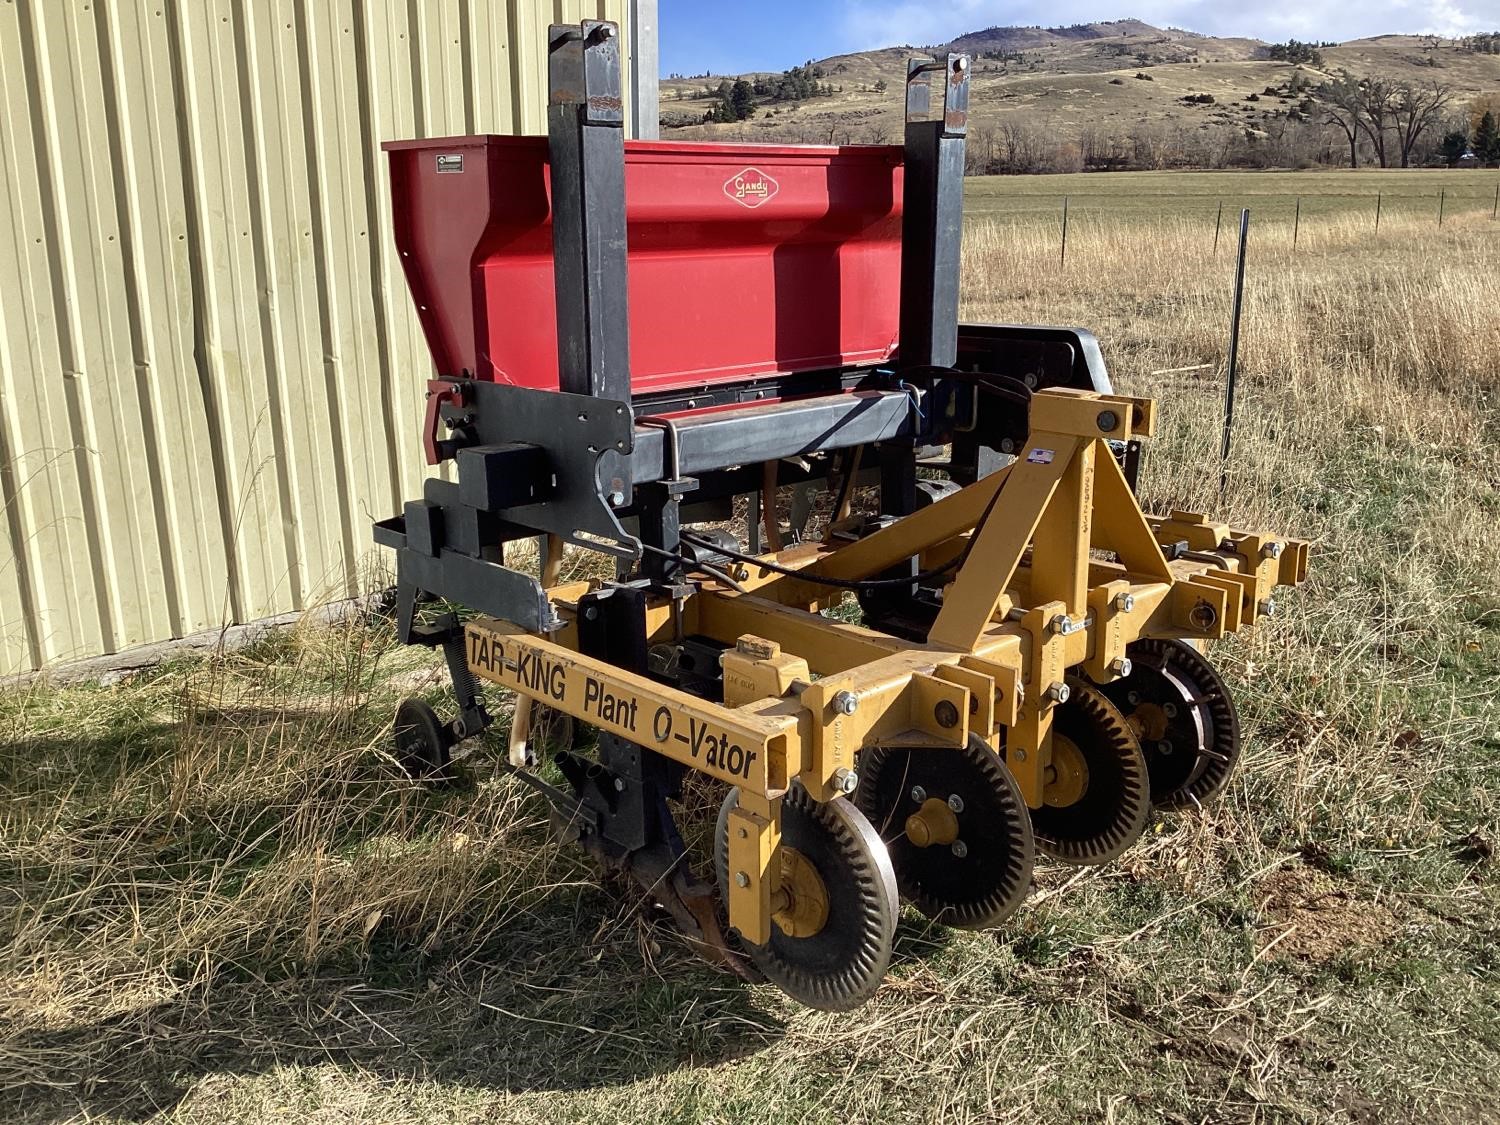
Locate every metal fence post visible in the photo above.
<box><xmin>1438</xmin><ymin>188</ymin><xmax>1446</xmax><ymax>227</ymax></box>
<box><xmin>1060</xmin><ymin>195</ymin><xmax>1069</xmax><ymax>267</ymax></box>
<box><xmin>1293</xmin><ymin>196</ymin><xmax>1301</xmax><ymax>248</ymax></box>
<box><xmin>1220</xmin><ymin>209</ymin><xmax>1251</xmax><ymax>500</ymax></box>
<box><xmin>1213</xmin><ymin>199</ymin><xmax>1224</xmax><ymax>252</ymax></box>
<box><xmin>1375</xmin><ymin>191</ymin><xmax>1382</xmax><ymax>233</ymax></box>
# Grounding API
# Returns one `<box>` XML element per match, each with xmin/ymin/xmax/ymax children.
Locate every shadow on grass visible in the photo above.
<box><xmin>7</xmin><ymin>913</ymin><xmax>782</xmax><ymax>1123</ymax></box>
<box><xmin>5</xmin><ymin>850</ymin><xmax>785</xmax><ymax>1122</ymax></box>
<box><xmin>1</xmin><ymin>722</ymin><xmax>788</xmax><ymax>1123</ymax></box>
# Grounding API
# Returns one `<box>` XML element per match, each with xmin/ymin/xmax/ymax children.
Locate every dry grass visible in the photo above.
<box><xmin>3</xmin><ymin>201</ymin><xmax>1499</xmax><ymax>1123</ymax></box>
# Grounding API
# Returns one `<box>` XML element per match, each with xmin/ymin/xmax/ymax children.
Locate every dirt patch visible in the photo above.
<box><xmin>1256</xmin><ymin>866</ymin><xmax>1400</xmax><ymax>963</ymax></box>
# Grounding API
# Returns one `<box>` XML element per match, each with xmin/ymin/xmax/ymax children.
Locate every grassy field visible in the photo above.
<box><xmin>3</xmin><ymin>185</ymin><xmax>1499</xmax><ymax>1123</ymax></box>
<box><xmin>964</xmin><ymin>168</ymin><xmax>1500</xmax><ymax>227</ymax></box>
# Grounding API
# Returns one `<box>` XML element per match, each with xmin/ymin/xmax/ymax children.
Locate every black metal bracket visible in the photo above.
<box><xmin>395</xmin><ymin>546</ymin><xmax>558</xmax><ymax>636</ymax></box>
<box><xmin>548</xmin><ymin>20</ymin><xmax>631</xmax><ymax>406</ymax></box>
<box><xmin>561</xmin><ymin>589</ymin><xmax>687</xmax><ymax>856</ymax></box>
<box><xmin>900</xmin><ymin>54</ymin><xmax>969</xmax><ymax>371</ymax></box>
<box><xmin>464</xmin><ymin>381</ymin><xmax>638</xmax><ymax>557</ymax></box>
<box><xmin>628</xmin><ymin>389</ymin><xmax>930</xmax><ymax>484</ymax></box>
<box><xmin>956</xmin><ymin>323</ymin><xmax>1114</xmax><ymax>395</ymax></box>
<box><xmin>387</xmin><ymin>605</ymin><xmax>493</xmax><ymax>742</ymax></box>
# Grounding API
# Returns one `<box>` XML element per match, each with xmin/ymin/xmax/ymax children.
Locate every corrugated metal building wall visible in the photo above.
<box><xmin>0</xmin><ymin>0</ymin><xmax>652</xmax><ymax>674</ymax></box>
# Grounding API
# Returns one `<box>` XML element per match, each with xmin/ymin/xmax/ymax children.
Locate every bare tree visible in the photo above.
<box><xmin>1078</xmin><ymin>125</ymin><xmax>1104</xmax><ymax>170</ymax></box>
<box><xmin>1128</xmin><ymin>123</ymin><xmax>1170</xmax><ymax>170</ymax></box>
<box><xmin>1391</xmin><ymin>81</ymin><xmax>1456</xmax><ymax>166</ymax></box>
<box><xmin>1355</xmin><ymin>77</ymin><xmax>1398</xmax><ymax>167</ymax></box>
<box><xmin>1322</xmin><ymin>72</ymin><xmax>1363</xmax><ymax>167</ymax></box>
<box><xmin>995</xmin><ymin>118</ymin><xmax>1047</xmax><ymax>174</ymax></box>
<box><xmin>965</xmin><ymin>124</ymin><xmax>997</xmax><ymax>173</ymax></box>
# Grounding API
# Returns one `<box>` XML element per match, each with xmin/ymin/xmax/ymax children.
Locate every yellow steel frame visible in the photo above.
<box><xmin>464</xmin><ymin>389</ymin><xmax>1309</xmax><ymax>945</ymax></box>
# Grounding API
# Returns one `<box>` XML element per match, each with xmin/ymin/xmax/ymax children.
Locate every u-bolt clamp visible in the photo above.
<box><xmin>636</xmin><ymin>416</ymin><xmax>685</xmax><ymax>486</ymax></box>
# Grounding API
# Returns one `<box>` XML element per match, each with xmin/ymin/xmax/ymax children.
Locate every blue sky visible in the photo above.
<box><xmin>660</xmin><ymin>0</ymin><xmax>1500</xmax><ymax>76</ymax></box>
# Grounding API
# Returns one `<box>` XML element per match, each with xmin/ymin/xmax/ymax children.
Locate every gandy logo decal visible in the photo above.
<box><xmin>724</xmin><ymin>168</ymin><xmax>779</xmax><ymax>209</ymax></box>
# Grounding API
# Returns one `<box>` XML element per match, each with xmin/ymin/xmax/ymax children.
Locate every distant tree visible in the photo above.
<box><xmin>703</xmin><ymin>77</ymin><xmax>756</xmax><ymax>123</ymax></box>
<box><xmin>1439</xmin><ymin>128</ymin><xmax>1470</xmax><ymax>164</ymax></box>
<box><xmin>1318</xmin><ymin>71</ymin><xmax>1397</xmax><ymax>167</ymax></box>
<box><xmin>1476</xmin><ymin>110</ymin><xmax>1500</xmax><ymax>162</ymax></box>
<box><xmin>730</xmin><ymin>78</ymin><xmax>755</xmax><ymax>120</ymax></box>
<box><xmin>770</xmin><ymin>64</ymin><xmax>823</xmax><ymax>102</ymax></box>
<box><xmin>1320</xmin><ymin>72</ymin><xmax>1364</xmax><ymax>167</ymax></box>
<box><xmin>1471</xmin><ymin>94</ymin><xmax>1500</xmax><ymax>133</ymax></box>
<box><xmin>1268</xmin><ymin>40</ymin><xmax>1325</xmax><ymax>66</ymax></box>
<box><xmin>1354</xmin><ymin>77</ymin><xmax>1398</xmax><ymax>167</ymax></box>
<box><xmin>1391</xmin><ymin>81</ymin><xmax>1455</xmax><ymax>167</ymax></box>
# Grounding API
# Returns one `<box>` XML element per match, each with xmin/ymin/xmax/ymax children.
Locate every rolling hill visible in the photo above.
<box><xmin>659</xmin><ymin>22</ymin><xmax>1500</xmax><ymax>170</ymax></box>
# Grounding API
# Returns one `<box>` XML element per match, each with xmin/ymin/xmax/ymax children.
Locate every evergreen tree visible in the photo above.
<box><xmin>703</xmin><ymin>77</ymin><xmax>756</xmax><ymax>123</ymax></box>
<box><xmin>1268</xmin><ymin>40</ymin><xmax>1325</xmax><ymax>66</ymax></box>
<box><xmin>1440</xmin><ymin>129</ymin><xmax>1470</xmax><ymax>164</ymax></box>
<box><xmin>1476</xmin><ymin>110</ymin><xmax>1500</xmax><ymax>161</ymax></box>
<box><xmin>730</xmin><ymin>79</ymin><xmax>755</xmax><ymax>120</ymax></box>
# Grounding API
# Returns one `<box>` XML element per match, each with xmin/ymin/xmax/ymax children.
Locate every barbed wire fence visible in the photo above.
<box><xmin>966</xmin><ymin>183</ymin><xmax>1500</xmax><ymax>259</ymax></box>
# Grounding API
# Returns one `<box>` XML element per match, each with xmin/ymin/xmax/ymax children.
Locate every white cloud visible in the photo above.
<box><xmin>838</xmin><ymin>0</ymin><xmax>1500</xmax><ymax>51</ymax></box>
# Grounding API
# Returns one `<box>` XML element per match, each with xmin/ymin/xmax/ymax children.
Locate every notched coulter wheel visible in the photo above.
<box><xmin>855</xmin><ymin>735</ymin><xmax>1035</xmax><ymax>929</ymax></box>
<box><xmin>393</xmin><ymin>698</ymin><xmax>456</xmax><ymax>782</ymax></box>
<box><xmin>1098</xmin><ymin>638</ymin><xmax>1242</xmax><ymax>808</ymax></box>
<box><xmin>1029</xmin><ymin>676</ymin><xmax>1150</xmax><ymax>866</ymax></box>
<box><xmin>716</xmin><ymin>783</ymin><xmax>898</xmax><ymax>1012</ymax></box>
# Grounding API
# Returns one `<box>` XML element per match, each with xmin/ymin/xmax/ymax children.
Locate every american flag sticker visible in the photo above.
<box><xmin>1026</xmin><ymin>448</ymin><xmax>1055</xmax><ymax>465</ymax></box>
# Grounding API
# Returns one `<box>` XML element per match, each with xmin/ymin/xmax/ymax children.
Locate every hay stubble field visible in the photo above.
<box><xmin>2</xmin><ymin>172</ymin><xmax>1499</xmax><ymax>1123</ymax></box>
